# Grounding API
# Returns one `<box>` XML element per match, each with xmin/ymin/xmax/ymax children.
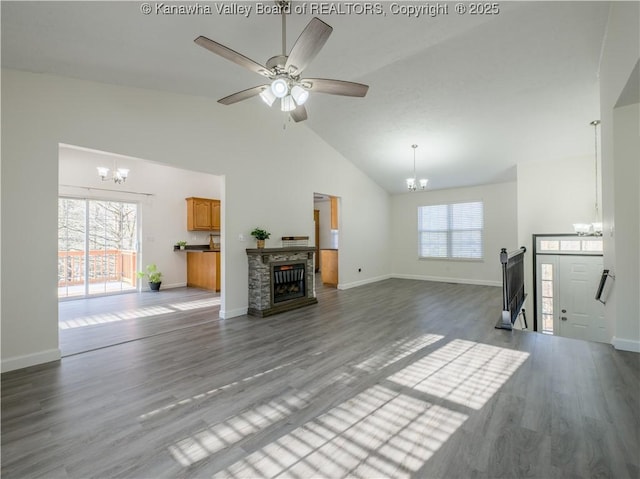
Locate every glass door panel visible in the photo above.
<box><xmin>88</xmin><ymin>200</ymin><xmax>138</xmax><ymax>295</ymax></box>
<box><xmin>58</xmin><ymin>198</ymin><xmax>87</xmax><ymax>298</ymax></box>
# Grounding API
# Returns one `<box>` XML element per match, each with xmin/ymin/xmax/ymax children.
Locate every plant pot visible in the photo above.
<box><xmin>256</xmin><ymin>239</ymin><xmax>265</xmax><ymax>249</ymax></box>
<box><xmin>180</xmin><ymin>246</ymin><xmax>185</xmax><ymax>250</ymax></box>
<box><xmin>149</xmin><ymin>281</ymin><xmax>162</xmax><ymax>292</ymax></box>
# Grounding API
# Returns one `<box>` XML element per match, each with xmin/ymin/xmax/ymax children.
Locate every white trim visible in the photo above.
<box><xmin>337</xmin><ymin>275</ymin><xmax>392</xmax><ymax>290</ymax></box>
<box><xmin>1</xmin><ymin>348</ymin><xmax>62</xmax><ymax>373</ymax></box>
<box><xmin>612</xmin><ymin>337</ymin><xmax>640</xmax><ymax>353</ymax></box>
<box><xmin>391</xmin><ymin>274</ymin><xmax>501</xmax><ymax>288</ymax></box>
<box><xmin>219</xmin><ymin>307</ymin><xmax>247</xmax><ymax>319</ymax></box>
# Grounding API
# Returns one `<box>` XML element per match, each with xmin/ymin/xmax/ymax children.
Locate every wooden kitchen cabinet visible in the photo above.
<box><xmin>320</xmin><ymin>249</ymin><xmax>338</xmax><ymax>287</ymax></box>
<box><xmin>330</xmin><ymin>196</ymin><xmax>338</xmax><ymax>230</ymax></box>
<box><xmin>187</xmin><ymin>252</ymin><xmax>220</xmax><ymax>291</ymax></box>
<box><xmin>186</xmin><ymin>197</ymin><xmax>220</xmax><ymax>231</ymax></box>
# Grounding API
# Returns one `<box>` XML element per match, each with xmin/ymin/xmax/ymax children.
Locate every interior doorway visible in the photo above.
<box><xmin>533</xmin><ymin>234</ymin><xmax>607</xmax><ymax>342</ymax></box>
<box><xmin>313</xmin><ymin>193</ymin><xmax>339</xmax><ymax>287</ymax></box>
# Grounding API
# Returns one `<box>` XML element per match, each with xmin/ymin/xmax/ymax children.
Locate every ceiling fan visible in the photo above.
<box><xmin>194</xmin><ymin>0</ymin><xmax>369</xmax><ymax>122</ymax></box>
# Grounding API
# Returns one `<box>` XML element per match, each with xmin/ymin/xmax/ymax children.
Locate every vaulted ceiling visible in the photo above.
<box><xmin>1</xmin><ymin>1</ymin><xmax>610</xmax><ymax>193</ymax></box>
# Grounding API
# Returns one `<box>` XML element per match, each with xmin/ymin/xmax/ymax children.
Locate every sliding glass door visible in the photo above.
<box><xmin>58</xmin><ymin>197</ymin><xmax>138</xmax><ymax>298</ymax></box>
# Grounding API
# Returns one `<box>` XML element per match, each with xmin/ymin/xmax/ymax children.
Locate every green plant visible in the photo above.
<box><xmin>250</xmin><ymin>228</ymin><xmax>271</xmax><ymax>240</ymax></box>
<box><xmin>137</xmin><ymin>263</ymin><xmax>163</xmax><ymax>283</ymax></box>
<box><xmin>176</xmin><ymin>240</ymin><xmax>187</xmax><ymax>247</ymax></box>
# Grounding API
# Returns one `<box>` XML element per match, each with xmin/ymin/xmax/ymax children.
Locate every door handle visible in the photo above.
<box><xmin>561</xmin><ymin>316</ymin><xmax>568</xmax><ymax>321</ymax></box>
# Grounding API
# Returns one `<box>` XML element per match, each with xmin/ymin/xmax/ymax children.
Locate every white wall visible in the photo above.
<box><xmin>390</xmin><ymin>181</ymin><xmax>517</xmax><ymax>286</ymax></box>
<box><xmin>612</xmin><ymin>103</ymin><xmax>639</xmax><ymax>350</ymax></box>
<box><xmin>599</xmin><ymin>2</ymin><xmax>640</xmax><ymax>352</ymax></box>
<box><xmin>517</xmin><ymin>155</ymin><xmax>597</xmax><ymax>313</ymax></box>
<box><xmin>59</xmin><ymin>145</ymin><xmax>221</xmax><ymax>289</ymax></box>
<box><xmin>1</xmin><ymin>69</ymin><xmax>391</xmax><ymax>371</ymax></box>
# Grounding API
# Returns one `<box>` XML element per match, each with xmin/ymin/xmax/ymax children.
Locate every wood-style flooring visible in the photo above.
<box><xmin>2</xmin><ymin>279</ymin><xmax>639</xmax><ymax>478</ymax></box>
<box><xmin>59</xmin><ymin>287</ymin><xmax>220</xmax><ymax>356</ymax></box>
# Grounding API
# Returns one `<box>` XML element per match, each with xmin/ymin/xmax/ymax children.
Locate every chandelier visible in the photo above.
<box><xmin>406</xmin><ymin>144</ymin><xmax>428</xmax><ymax>191</ymax></box>
<box><xmin>97</xmin><ymin>166</ymin><xmax>129</xmax><ymax>184</ymax></box>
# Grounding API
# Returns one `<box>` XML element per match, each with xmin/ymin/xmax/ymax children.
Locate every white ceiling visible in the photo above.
<box><xmin>1</xmin><ymin>1</ymin><xmax>611</xmax><ymax>194</ymax></box>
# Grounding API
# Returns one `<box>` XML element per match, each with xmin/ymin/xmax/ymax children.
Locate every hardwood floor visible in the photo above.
<box><xmin>58</xmin><ymin>287</ymin><xmax>220</xmax><ymax>356</ymax></box>
<box><xmin>2</xmin><ymin>279</ymin><xmax>639</xmax><ymax>478</ymax></box>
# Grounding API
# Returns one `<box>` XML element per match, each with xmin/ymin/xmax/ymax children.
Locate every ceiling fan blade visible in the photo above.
<box><xmin>285</xmin><ymin>18</ymin><xmax>333</xmax><ymax>76</ymax></box>
<box><xmin>303</xmin><ymin>78</ymin><xmax>369</xmax><ymax>97</ymax></box>
<box><xmin>218</xmin><ymin>85</ymin><xmax>268</xmax><ymax>105</ymax></box>
<box><xmin>195</xmin><ymin>36</ymin><xmax>271</xmax><ymax>77</ymax></box>
<box><xmin>290</xmin><ymin>105</ymin><xmax>308</xmax><ymax>123</ymax></box>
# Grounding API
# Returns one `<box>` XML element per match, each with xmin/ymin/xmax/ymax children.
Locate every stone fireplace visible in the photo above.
<box><xmin>246</xmin><ymin>247</ymin><xmax>317</xmax><ymax>317</ymax></box>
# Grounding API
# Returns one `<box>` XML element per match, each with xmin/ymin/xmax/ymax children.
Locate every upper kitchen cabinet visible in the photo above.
<box><xmin>186</xmin><ymin>197</ymin><xmax>221</xmax><ymax>231</ymax></box>
<box><xmin>330</xmin><ymin>196</ymin><xmax>338</xmax><ymax>229</ymax></box>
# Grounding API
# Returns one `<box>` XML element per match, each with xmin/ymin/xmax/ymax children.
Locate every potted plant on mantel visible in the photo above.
<box><xmin>250</xmin><ymin>228</ymin><xmax>271</xmax><ymax>249</ymax></box>
<box><xmin>137</xmin><ymin>263</ymin><xmax>163</xmax><ymax>291</ymax></box>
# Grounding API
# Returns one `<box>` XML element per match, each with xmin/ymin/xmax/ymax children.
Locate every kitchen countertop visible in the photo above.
<box><xmin>174</xmin><ymin>244</ymin><xmax>220</xmax><ymax>252</ymax></box>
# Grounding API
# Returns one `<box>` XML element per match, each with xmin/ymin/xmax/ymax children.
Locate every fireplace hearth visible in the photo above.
<box><xmin>246</xmin><ymin>247</ymin><xmax>317</xmax><ymax>317</ymax></box>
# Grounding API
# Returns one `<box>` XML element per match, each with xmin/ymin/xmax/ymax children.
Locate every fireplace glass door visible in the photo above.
<box><xmin>272</xmin><ymin>263</ymin><xmax>306</xmax><ymax>304</ymax></box>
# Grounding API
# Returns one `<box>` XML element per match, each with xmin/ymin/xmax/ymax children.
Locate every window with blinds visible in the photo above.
<box><xmin>418</xmin><ymin>201</ymin><xmax>484</xmax><ymax>259</ymax></box>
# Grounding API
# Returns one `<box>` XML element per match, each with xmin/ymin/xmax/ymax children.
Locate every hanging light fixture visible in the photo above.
<box><xmin>573</xmin><ymin>120</ymin><xmax>602</xmax><ymax>235</ymax></box>
<box><xmin>97</xmin><ymin>165</ymin><xmax>129</xmax><ymax>184</ymax></box>
<box><xmin>406</xmin><ymin>144</ymin><xmax>428</xmax><ymax>191</ymax></box>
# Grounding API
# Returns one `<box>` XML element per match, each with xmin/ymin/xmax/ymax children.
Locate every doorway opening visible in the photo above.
<box><xmin>313</xmin><ymin>193</ymin><xmax>339</xmax><ymax>288</ymax></box>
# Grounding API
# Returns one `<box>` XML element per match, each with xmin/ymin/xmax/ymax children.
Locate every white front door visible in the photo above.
<box><xmin>558</xmin><ymin>255</ymin><xmax>606</xmax><ymax>342</ymax></box>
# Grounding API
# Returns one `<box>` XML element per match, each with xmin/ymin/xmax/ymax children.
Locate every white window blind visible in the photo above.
<box><xmin>418</xmin><ymin>201</ymin><xmax>484</xmax><ymax>259</ymax></box>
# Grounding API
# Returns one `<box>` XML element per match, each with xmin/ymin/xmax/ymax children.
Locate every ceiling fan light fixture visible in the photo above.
<box><xmin>281</xmin><ymin>95</ymin><xmax>296</xmax><ymax>112</ymax></box>
<box><xmin>271</xmin><ymin>78</ymin><xmax>289</xmax><ymax>98</ymax></box>
<box><xmin>259</xmin><ymin>87</ymin><xmax>277</xmax><ymax>106</ymax></box>
<box><xmin>291</xmin><ymin>85</ymin><xmax>309</xmax><ymax>105</ymax></box>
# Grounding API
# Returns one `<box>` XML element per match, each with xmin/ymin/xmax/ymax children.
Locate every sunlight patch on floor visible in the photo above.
<box><xmin>139</xmin><ymin>355</ymin><xmax>321</xmax><ymax>421</ymax></box>
<box><xmin>213</xmin><ymin>385</ymin><xmax>467</xmax><ymax>478</ymax></box>
<box><xmin>169</xmin><ymin>297</ymin><xmax>221</xmax><ymax>311</ymax></box>
<box><xmin>354</xmin><ymin>334</ymin><xmax>444</xmax><ymax>372</ymax></box>
<box><xmin>388</xmin><ymin>339</ymin><xmax>530</xmax><ymax>410</ymax></box>
<box><xmin>59</xmin><ymin>306</ymin><xmax>174</xmax><ymax>329</ymax></box>
<box><xmin>168</xmin><ymin>391</ymin><xmax>312</xmax><ymax>467</ymax></box>
<box><xmin>204</xmin><ymin>340</ymin><xmax>528</xmax><ymax>477</ymax></box>
<box><xmin>59</xmin><ymin>297</ymin><xmax>220</xmax><ymax>330</ymax></box>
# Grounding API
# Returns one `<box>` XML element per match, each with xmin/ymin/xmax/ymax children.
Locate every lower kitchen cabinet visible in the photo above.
<box><xmin>187</xmin><ymin>252</ymin><xmax>220</xmax><ymax>292</ymax></box>
<box><xmin>320</xmin><ymin>249</ymin><xmax>338</xmax><ymax>287</ymax></box>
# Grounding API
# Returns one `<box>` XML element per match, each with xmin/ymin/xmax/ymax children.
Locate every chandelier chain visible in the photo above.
<box><xmin>591</xmin><ymin>120</ymin><xmax>600</xmax><ymax>219</ymax></box>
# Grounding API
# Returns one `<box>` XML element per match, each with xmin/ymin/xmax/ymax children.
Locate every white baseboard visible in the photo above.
<box><xmin>391</xmin><ymin>274</ymin><xmax>501</xmax><ymax>288</ymax></box>
<box><xmin>219</xmin><ymin>307</ymin><xmax>247</xmax><ymax>319</ymax></box>
<box><xmin>338</xmin><ymin>275</ymin><xmax>392</xmax><ymax>290</ymax></box>
<box><xmin>612</xmin><ymin>337</ymin><xmax>640</xmax><ymax>353</ymax></box>
<box><xmin>2</xmin><ymin>348</ymin><xmax>61</xmax><ymax>373</ymax></box>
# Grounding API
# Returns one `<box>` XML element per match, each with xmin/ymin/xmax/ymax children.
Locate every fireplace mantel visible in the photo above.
<box><xmin>245</xmin><ymin>246</ymin><xmax>316</xmax><ymax>254</ymax></box>
<box><xmin>246</xmin><ymin>247</ymin><xmax>317</xmax><ymax>317</ymax></box>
